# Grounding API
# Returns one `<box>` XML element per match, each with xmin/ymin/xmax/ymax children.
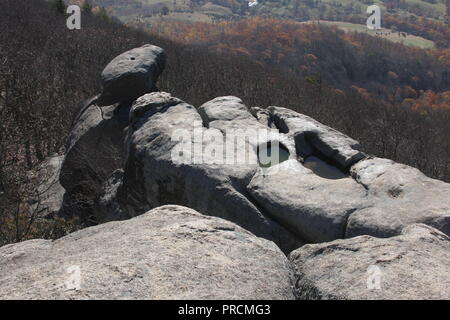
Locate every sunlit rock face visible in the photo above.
<box><xmin>117</xmin><ymin>91</ymin><xmax>450</xmax><ymax>248</ymax></box>
<box><xmin>0</xmin><ymin>206</ymin><xmax>295</xmax><ymax>300</ymax></box>
<box><xmin>257</xmin><ymin>142</ymin><xmax>290</xmax><ymax>168</ymax></box>
<box><xmin>58</xmin><ymin>45</ymin><xmax>450</xmax><ymax>252</ymax></box>
<box><xmin>117</xmin><ymin>93</ymin><xmax>303</xmax><ymax>254</ymax></box>
<box><xmin>289</xmin><ymin>224</ymin><xmax>450</xmax><ymax>300</ymax></box>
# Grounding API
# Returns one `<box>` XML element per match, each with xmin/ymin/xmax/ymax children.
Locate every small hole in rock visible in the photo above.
<box><xmin>303</xmin><ymin>156</ymin><xmax>347</xmax><ymax>180</ymax></box>
<box><xmin>258</xmin><ymin>142</ymin><xmax>290</xmax><ymax>168</ymax></box>
<box><xmin>130</xmin><ymin>57</ymin><xmax>135</xmax><ymax>60</ymax></box>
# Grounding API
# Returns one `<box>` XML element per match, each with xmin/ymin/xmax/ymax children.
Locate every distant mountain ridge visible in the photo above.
<box><xmin>69</xmin><ymin>0</ymin><xmax>449</xmax><ymax>48</ymax></box>
<box><xmin>71</xmin><ymin>0</ymin><xmax>447</xmax><ymax>22</ymax></box>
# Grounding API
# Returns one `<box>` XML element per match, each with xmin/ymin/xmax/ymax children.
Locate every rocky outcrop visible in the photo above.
<box><xmin>118</xmin><ymin>92</ymin><xmax>303</xmax><ymax>253</ymax></box>
<box><xmin>59</xmin><ymin>100</ymin><xmax>131</xmax><ymax>218</ymax></box>
<box><xmin>248</xmin><ymin>159</ymin><xmax>367</xmax><ymax>243</ymax></box>
<box><xmin>289</xmin><ymin>224</ymin><xmax>450</xmax><ymax>300</ymax></box>
<box><xmin>0</xmin><ymin>205</ymin><xmax>294</xmax><ymax>300</ymax></box>
<box><xmin>98</xmin><ymin>44</ymin><xmax>165</xmax><ymax>106</ymax></box>
<box><xmin>59</xmin><ymin>45</ymin><xmax>165</xmax><ymax>219</ymax></box>
<box><xmin>58</xmin><ymin>45</ymin><xmax>450</xmax><ymax>245</ymax></box>
<box><xmin>269</xmin><ymin>106</ymin><xmax>366</xmax><ymax>169</ymax></box>
<box><xmin>29</xmin><ymin>155</ymin><xmax>65</xmax><ymax>218</ymax></box>
<box><xmin>2</xmin><ymin>44</ymin><xmax>450</xmax><ymax>300</ymax></box>
<box><xmin>347</xmin><ymin>157</ymin><xmax>450</xmax><ymax>238</ymax></box>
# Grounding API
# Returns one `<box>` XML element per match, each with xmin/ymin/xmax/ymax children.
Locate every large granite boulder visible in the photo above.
<box><xmin>269</xmin><ymin>106</ymin><xmax>365</xmax><ymax>169</ymax></box>
<box><xmin>118</xmin><ymin>92</ymin><xmax>303</xmax><ymax>253</ymax></box>
<box><xmin>59</xmin><ymin>99</ymin><xmax>131</xmax><ymax>218</ymax></box>
<box><xmin>0</xmin><ymin>205</ymin><xmax>295</xmax><ymax>300</ymax></box>
<box><xmin>59</xmin><ymin>45</ymin><xmax>165</xmax><ymax>219</ymax></box>
<box><xmin>289</xmin><ymin>224</ymin><xmax>450</xmax><ymax>300</ymax></box>
<box><xmin>248</xmin><ymin>159</ymin><xmax>368</xmax><ymax>243</ymax></box>
<box><xmin>99</xmin><ymin>44</ymin><xmax>165</xmax><ymax>106</ymax></box>
<box><xmin>347</xmin><ymin>157</ymin><xmax>450</xmax><ymax>238</ymax></box>
<box><xmin>246</xmin><ymin>108</ymin><xmax>450</xmax><ymax>241</ymax></box>
<box><xmin>29</xmin><ymin>155</ymin><xmax>65</xmax><ymax>218</ymax></box>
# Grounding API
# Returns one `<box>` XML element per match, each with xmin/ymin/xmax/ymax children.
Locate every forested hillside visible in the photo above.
<box><xmin>77</xmin><ymin>0</ymin><xmax>450</xmax><ymax>48</ymax></box>
<box><xmin>0</xmin><ymin>0</ymin><xmax>448</xmax><ymax>245</ymax></box>
<box><xmin>147</xmin><ymin>18</ymin><xmax>450</xmax><ymax>104</ymax></box>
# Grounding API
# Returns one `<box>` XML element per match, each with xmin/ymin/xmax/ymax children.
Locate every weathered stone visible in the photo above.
<box><xmin>269</xmin><ymin>106</ymin><xmax>365</xmax><ymax>169</ymax></box>
<box><xmin>289</xmin><ymin>224</ymin><xmax>450</xmax><ymax>300</ymax></box>
<box><xmin>347</xmin><ymin>157</ymin><xmax>450</xmax><ymax>238</ymax></box>
<box><xmin>59</xmin><ymin>98</ymin><xmax>131</xmax><ymax>218</ymax></box>
<box><xmin>118</xmin><ymin>92</ymin><xmax>303</xmax><ymax>253</ymax></box>
<box><xmin>0</xmin><ymin>205</ymin><xmax>295</xmax><ymax>300</ymax></box>
<box><xmin>29</xmin><ymin>155</ymin><xmax>65</xmax><ymax>218</ymax></box>
<box><xmin>249</xmin><ymin>106</ymin><xmax>273</xmax><ymax>128</ymax></box>
<box><xmin>93</xmin><ymin>169</ymin><xmax>126</xmax><ymax>222</ymax></box>
<box><xmin>248</xmin><ymin>159</ymin><xmax>368</xmax><ymax>243</ymax></box>
<box><xmin>99</xmin><ymin>44</ymin><xmax>165</xmax><ymax>106</ymax></box>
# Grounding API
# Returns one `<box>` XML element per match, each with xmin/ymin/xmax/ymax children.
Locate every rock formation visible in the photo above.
<box><xmin>289</xmin><ymin>224</ymin><xmax>450</xmax><ymax>300</ymax></box>
<box><xmin>347</xmin><ymin>157</ymin><xmax>450</xmax><ymax>238</ymax></box>
<box><xmin>118</xmin><ymin>93</ymin><xmax>302</xmax><ymax>253</ymax></box>
<box><xmin>98</xmin><ymin>44</ymin><xmax>165</xmax><ymax>106</ymax></box>
<box><xmin>1</xmin><ymin>44</ymin><xmax>449</xmax><ymax>300</ymax></box>
<box><xmin>29</xmin><ymin>155</ymin><xmax>65</xmax><ymax>218</ymax></box>
<box><xmin>59</xmin><ymin>44</ymin><xmax>165</xmax><ymax>220</ymax></box>
<box><xmin>0</xmin><ymin>205</ymin><xmax>294</xmax><ymax>299</ymax></box>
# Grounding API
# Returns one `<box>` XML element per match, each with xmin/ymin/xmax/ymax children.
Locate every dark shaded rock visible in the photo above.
<box><xmin>29</xmin><ymin>155</ymin><xmax>65</xmax><ymax>218</ymax></box>
<box><xmin>59</xmin><ymin>98</ymin><xmax>131</xmax><ymax>218</ymax></box>
<box><xmin>98</xmin><ymin>44</ymin><xmax>165</xmax><ymax>106</ymax></box>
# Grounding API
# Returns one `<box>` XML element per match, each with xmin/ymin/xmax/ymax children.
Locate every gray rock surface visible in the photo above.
<box><xmin>29</xmin><ymin>155</ymin><xmax>65</xmax><ymax>218</ymax></box>
<box><xmin>347</xmin><ymin>157</ymin><xmax>450</xmax><ymax>238</ymax></box>
<box><xmin>118</xmin><ymin>92</ymin><xmax>303</xmax><ymax>253</ymax></box>
<box><xmin>248</xmin><ymin>160</ymin><xmax>368</xmax><ymax>243</ymax></box>
<box><xmin>269</xmin><ymin>106</ymin><xmax>365</xmax><ymax>169</ymax></box>
<box><xmin>59</xmin><ymin>98</ymin><xmax>131</xmax><ymax>218</ymax></box>
<box><xmin>94</xmin><ymin>169</ymin><xmax>126</xmax><ymax>221</ymax></box>
<box><xmin>289</xmin><ymin>224</ymin><xmax>450</xmax><ymax>300</ymax></box>
<box><xmin>0</xmin><ymin>205</ymin><xmax>295</xmax><ymax>300</ymax></box>
<box><xmin>249</xmin><ymin>106</ymin><xmax>273</xmax><ymax>128</ymax></box>
<box><xmin>99</xmin><ymin>44</ymin><xmax>165</xmax><ymax>106</ymax></box>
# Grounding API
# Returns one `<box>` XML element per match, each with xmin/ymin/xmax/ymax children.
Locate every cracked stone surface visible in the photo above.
<box><xmin>118</xmin><ymin>92</ymin><xmax>303</xmax><ymax>253</ymax></box>
<box><xmin>59</xmin><ymin>99</ymin><xmax>132</xmax><ymax>218</ymax></box>
<box><xmin>115</xmin><ymin>91</ymin><xmax>450</xmax><ymax>250</ymax></box>
<box><xmin>248</xmin><ymin>159</ymin><xmax>368</xmax><ymax>243</ymax></box>
<box><xmin>347</xmin><ymin>157</ymin><xmax>450</xmax><ymax>238</ymax></box>
<box><xmin>29</xmin><ymin>155</ymin><xmax>66</xmax><ymax>218</ymax></box>
<box><xmin>289</xmin><ymin>224</ymin><xmax>450</xmax><ymax>300</ymax></box>
<box><xmin>268</xmin><ymin>106</ymin><xmax>365</xmax><ymax>169</ymax></box>
<box><xmin>0</xmin><ymin>205</ymin><xmax>294</xmax><ymax>299</ymax></box>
